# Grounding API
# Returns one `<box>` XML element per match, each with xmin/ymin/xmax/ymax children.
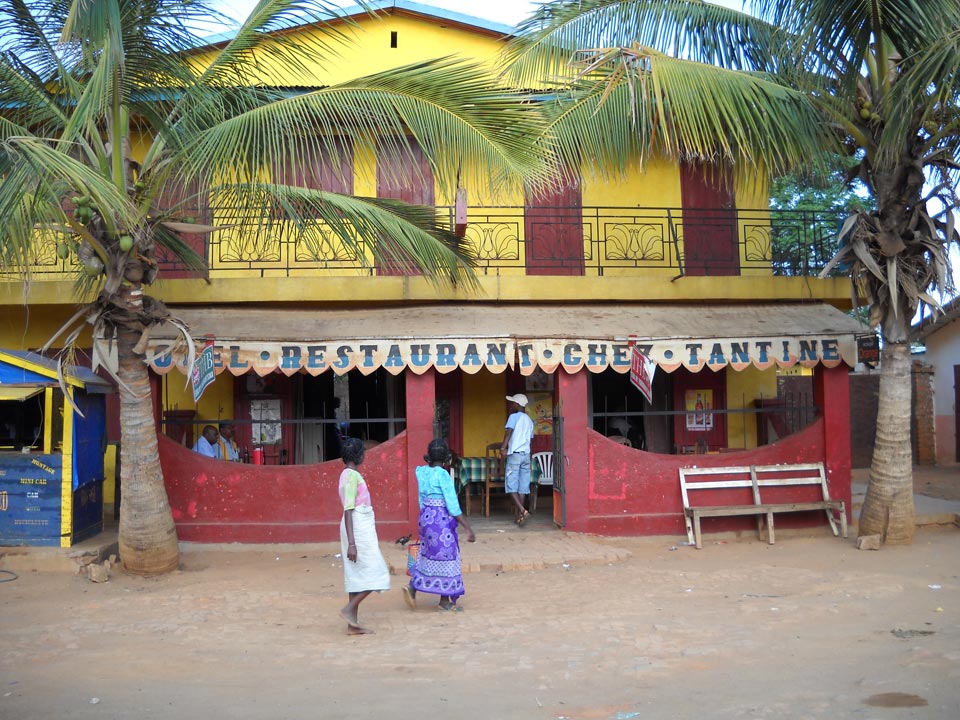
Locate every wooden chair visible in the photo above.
<box><xmin>483</xmin><ymin>442</ymin><xmax>505</xmax><ymax>517</ymax></box>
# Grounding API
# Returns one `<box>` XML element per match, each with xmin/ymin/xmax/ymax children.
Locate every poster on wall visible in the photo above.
<box><xmin>251</xmin><ymin>399</ymin><xmax>282</xmax><ymax>445</ymax></box>
<box><xmin>525</xmin><ymin>393</ymin><xmax>554</xmax><ymax>436</ymax></box>
<box><xmin>684</xmin><ymin>390</ymin><xmax>714</xmax><ymax>431</ymax></box>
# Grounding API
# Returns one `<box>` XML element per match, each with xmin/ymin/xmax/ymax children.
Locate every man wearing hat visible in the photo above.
<box><xmin>500</xmin><ymin>393</ymin><xmax>535</xmax><ymax>525</ymax></box>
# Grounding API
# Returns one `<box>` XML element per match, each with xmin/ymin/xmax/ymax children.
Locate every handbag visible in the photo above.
<box><xmin>406</xmin><ymin>542</ymin><xmax>420</xmax><ymax>576</ymax></box>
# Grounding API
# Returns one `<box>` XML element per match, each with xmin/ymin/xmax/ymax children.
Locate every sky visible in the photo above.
<box><xmin>210</xmin><ymin>1</ymin><xmax>748</xmax><ymax>32</ymax></box>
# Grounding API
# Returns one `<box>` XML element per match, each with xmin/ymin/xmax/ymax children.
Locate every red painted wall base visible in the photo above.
<box><xmin>159</xmin><ymin>432</ymin><xmax>411</xmax><ymax>543</ymax></box>
<box><xmin>157</xmin><ymin>419</ymin><xmax>850</xmax><ymax>543</ymax></box>
<box><xmin>584</xmin><ymin>418</ymin><xmax>851</xmax><ymax>538</ymax></box>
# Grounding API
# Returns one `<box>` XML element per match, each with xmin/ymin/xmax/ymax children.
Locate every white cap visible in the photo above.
<box><xmin>505</xmin><ymin>393</ymin><xmax>529</xmax><ymax>407</ymax></box>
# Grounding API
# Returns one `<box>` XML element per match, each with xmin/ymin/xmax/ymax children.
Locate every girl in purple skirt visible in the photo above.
<box><xmin>403</xmin><ymin>438</ymin><xmax>475</xmax><ymax>611</ymax></box>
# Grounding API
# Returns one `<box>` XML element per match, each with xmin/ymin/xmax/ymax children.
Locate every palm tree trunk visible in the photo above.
<box><xmin>857</xmin><ymin>341</ymin><xmax>915</xmax><ymax>543</ymax></box>
<box><xmin>116</xmin><ymin>323</ymin><xmax>180</xmax><ymax>575</ymax></box>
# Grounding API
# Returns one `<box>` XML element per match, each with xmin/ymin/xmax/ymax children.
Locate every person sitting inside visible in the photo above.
<box><xmin>193</xmin><ymin>425</ymin><xmax>220</xmax><ymax>458</ymax></box>
<box><xmin>218</xmin><ymin>421</ymin><xmax>240</xmax><ymax>461</ymax></box>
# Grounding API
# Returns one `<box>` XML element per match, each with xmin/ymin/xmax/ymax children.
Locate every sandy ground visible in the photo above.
<box><xmin>2</xmin><ymin>517</ymin><xmax>959</xmax><ymax>720</ymax></box>
<box><xmin>901</xmin><ymin>464</ymin><xmax>960</xmax><ymax>502</ymax></box>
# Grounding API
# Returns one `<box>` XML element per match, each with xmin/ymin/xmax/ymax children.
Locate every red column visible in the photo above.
<box><xmin>556</xmin><ymin>368</ymin><xmax>589</xmax><ymax>531</ymax></box>
<box><xmin>405</xmin><ymin>369</ymin><xmax>436</xmax><ymax>531</ymax></box>
<box><xmin>814</xmin><ymin>364</ymin><xmax>852</xmax><ymax>513</ymax></box>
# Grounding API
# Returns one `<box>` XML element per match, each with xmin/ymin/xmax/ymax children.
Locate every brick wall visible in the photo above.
<box><xmin>848</xmin><ymin>362</ymin><xmax>936</xmax><ymax>468</ymax></box>
<box><xmin>849</xmin><ymin>372</ymin><xmax>879</xmax><ymax>468</ymax></box>
<box><xmin>912</xmin><ymin>360</ymin><xmax>936</xmax><ymax>465</ymax></box>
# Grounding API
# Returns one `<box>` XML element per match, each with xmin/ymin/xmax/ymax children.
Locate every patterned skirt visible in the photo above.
<box><xmin>410</xmin><ymin>496</ymin><xmax>464</xmax><ymax>599</ymax></box>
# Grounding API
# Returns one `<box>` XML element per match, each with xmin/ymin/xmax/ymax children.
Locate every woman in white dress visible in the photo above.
<box><xmin>338</xmin><ymin>437</ymin><xmax>390</xmax><ymax>634</ymax></box>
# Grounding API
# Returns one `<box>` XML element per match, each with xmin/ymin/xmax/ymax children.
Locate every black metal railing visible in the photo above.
<box><xmin>5</xmin><ymin>206</ymin><xmax>847</xmax><ymax>280</ymax></box>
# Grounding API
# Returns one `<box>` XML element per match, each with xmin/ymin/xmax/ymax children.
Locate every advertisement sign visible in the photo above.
<box><xmin>685</xmin><ymin>389</ymin><xmax>714</xmax><ymax>431</ymax></box>
<box><xmin>857</xmin><ymin>334</ymin><xmax>880</xmax><ymax>368</ymax></box>
<box><xmin>630</xmin><ymin>346</ymin><xmax>656</xmax><ymax>404</ymax></box>
<box><xmin>191</xmin><ymin>337</ymin><xmax>216</xmax><ymax>402</ymax></box>
<box><xmin>0</xmin><ymin>453</ymin><xmax>62</xmax><ymax>546</ymax></box>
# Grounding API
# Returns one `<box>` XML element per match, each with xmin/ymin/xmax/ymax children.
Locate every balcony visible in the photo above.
<box><xmin>6</xmin><ymin>206</ymin><xmax>845</xmax><ymax>281</ymax></box>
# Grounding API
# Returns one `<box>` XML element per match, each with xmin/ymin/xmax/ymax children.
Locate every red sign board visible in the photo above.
<box><xmin>630</xmin><ymin>345</ymin><xmax>655</xmax><ymax>404</ymax></box>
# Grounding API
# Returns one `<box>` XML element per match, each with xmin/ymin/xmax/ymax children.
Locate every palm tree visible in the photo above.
<box><xmin>503</xmin><ymin>0</ymin><xmax>959</xmax><ymax>544</ymax></box>
<box><xmin>0</xmin><ymin>0</ymin><xmax>550</xmax><ymax>574</ymax></box>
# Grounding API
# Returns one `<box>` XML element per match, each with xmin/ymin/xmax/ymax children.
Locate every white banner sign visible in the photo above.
<box><xmin>144</xmin><ymin>334</ymin><xmax>857</xmax><ymax>377</ymax></box>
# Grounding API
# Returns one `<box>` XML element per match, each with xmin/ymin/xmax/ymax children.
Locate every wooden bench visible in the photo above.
<box><xmin>679</xmin><ymin>462</ymin><xmax>848</xmax><ymax>549</ymax></box>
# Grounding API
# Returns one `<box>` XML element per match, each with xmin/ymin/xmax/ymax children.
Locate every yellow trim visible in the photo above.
<box><xmin>0</xmin><ymin>349</ymin><xmax>85</xmax><ymax>388</ymax></box>
<box><xmin>59</xmin><ymin>387</ymin><xmax>74</xmax><ymax>547</ymax></box>
<box><xmin>43</xmin><ymin>387</ymin><xmax>53</xmax><ymax>454</ymax></box>
<box><xmin>0</xmin><ymin>386</ymin><xmax>43</xmax><ymax>401</ymax></box>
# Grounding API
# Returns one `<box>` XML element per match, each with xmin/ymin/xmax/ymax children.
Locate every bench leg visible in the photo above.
<box><xmin>755</xmin><ymin>513</ymin><xmax>765</xmax><ymax>542</ymax></box>
<box><xmin>766</xmin><ymin>511</ymin><xmax>775</xmax><ymax>544</ymax></box>
<box><xmin>824</xmin><ymin>507</ymin><xmax>840</xmax><ymax>536</ymax></box>
<box><xmin>839</xmin><ymin>503</ymin><xmax>848</xmax><ymax>539</ymax></box>
<box><xmin>693</xmin><ymin>512</ymin><xmax>703</xmax><ymax>550</ymax></box>
<box><xmin>684</xmin><ymin>513</ymin><xmax>696</xmax><ymax>546</ymax></box>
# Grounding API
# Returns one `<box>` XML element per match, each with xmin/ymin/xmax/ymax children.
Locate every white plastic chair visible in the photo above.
<box><xmin>530</xmin><ymin>451</ymin><xmax>554</xmax><ymax>513</ymax></box>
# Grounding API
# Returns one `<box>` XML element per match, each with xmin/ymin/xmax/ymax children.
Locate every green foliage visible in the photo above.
<box><xmin>769</xmin><ymin>155</ymin><xmax>874</xmax><ymax>216</ymax></box>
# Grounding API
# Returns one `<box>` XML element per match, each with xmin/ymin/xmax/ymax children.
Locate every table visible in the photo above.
<box><xmin>455</xmin><ymin>457</ymin><xmax>490</xmax><ymax>516</ymax></box>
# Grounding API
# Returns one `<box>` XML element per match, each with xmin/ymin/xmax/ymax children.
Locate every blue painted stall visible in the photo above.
<box><xmin>0</xmin><ymin>350</ymin><xmax>112</xmax><ymax>547</ymax></box>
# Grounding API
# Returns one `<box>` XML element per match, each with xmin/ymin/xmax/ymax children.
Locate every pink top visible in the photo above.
<box><xmin>339</xmin><ymin>467</ymin><xmax>372</xmax><ymax>510</ymax></box>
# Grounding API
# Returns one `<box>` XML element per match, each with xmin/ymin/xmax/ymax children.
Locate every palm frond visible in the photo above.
<box><xmin>506</xmin><ymin>0</ymin><xmax>784</xmax><ymax>85</ymax></box>
<box><xmin>182</xmin><ymin>57</ymin><xmax>553</xmax><ymax>202</ymax></box>
<box><xmin>535</xmin><ymin>45</ymin><xmax>829</xmax><ymax>182</ymax></box>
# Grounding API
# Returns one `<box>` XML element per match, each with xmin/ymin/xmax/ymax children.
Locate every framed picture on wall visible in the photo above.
<box><xmin>525</xmin><ymin>392</ymin><xmax>554</xmax><ymax>435</ymax></box>
<box><xmin>525</xmin><ymin>368</ymin><xmax>552</xmax><ymax>393</ymax></box>
<box><xmin>684</xmin><ymin>389</ymin><xmax>714</xmax><ymax>431</ymax></box>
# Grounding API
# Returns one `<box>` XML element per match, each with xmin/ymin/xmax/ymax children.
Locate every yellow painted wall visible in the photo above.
<box><xmin>725</xmin><ymin>366</ymin><xmax>778</xmax><ymax>449</ymax></box>
<box><xmin>461</xmin><ymin>370</ymin><xmax>507</xmax><ymax>456</ymax></box>
<box><xmin>194</xmin><ymin>13</ymin><xmax>505</xmax><ymax>87</ymax></box>
<box><xmin>103</xmin><ymin>443</ymin><xmax>117</xmax><ymax>507</ymax></box>
<box><xmin>0</xmin><ymin>306</ymin><xmax>94</xmax><ymax>349</ymax></box>
<box><xmin>162</xmin><ymin>371</ymin><xmax>235</xmax><ymax>437</ymax></box>
<box><xmin>582</xmin><ymin>156</ymin><xmax>681</xmax><ymax>207</ymax></box>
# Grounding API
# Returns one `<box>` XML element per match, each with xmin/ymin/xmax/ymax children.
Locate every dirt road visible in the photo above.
<box><xmin>2</xmin><ymin>522</ymin><xmax>958</xmax><ymax>720</ymax></box>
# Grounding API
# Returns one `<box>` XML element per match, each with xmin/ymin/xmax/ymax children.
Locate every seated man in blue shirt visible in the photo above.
<box><xmin>193</xmin><ymin>425</ymin><xmax>220</xmax><ymax>459</ymax></box>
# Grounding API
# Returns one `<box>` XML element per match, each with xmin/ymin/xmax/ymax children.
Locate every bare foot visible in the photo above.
<box><xmin>339</xmin><ymin>607</ymin><xmax>360</xmax><ymax>629</ymax></box>
<box><xmin>347</xmin><ymin>625</ymin><xmax>375</xmax><ymax>635</ymax></box>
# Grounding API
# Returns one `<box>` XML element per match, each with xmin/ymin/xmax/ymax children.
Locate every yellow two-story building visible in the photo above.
<box><xmin>0</xmin><ymin>1</ymin><xmax>866</xmax><ymax>544</ymax></box>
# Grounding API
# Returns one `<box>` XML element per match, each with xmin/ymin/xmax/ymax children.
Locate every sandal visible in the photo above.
<box><xmin>438</xmin><ymin>602</ymin><xmax>464</xmax><ymax>612</ymax></box>
<box><xmin>401</xmin><ymin>585</ymin><xmax>416</xmax><ymax>610</ymax></box>
<box><xmin>516</xmin><ymin>510</ymin><xmax>530</xmax><ymax>525</ymax></box>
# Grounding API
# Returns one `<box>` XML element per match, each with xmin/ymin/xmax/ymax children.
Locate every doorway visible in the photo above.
<box><xmin>954</xmin><ymin>364</ymin><xmax>959</xmax><ymax>462</ymax></box>
<box><xmin>524</xmin><ymin>176</ymin><xmax>585</xmax><ymax>275</ymax></box>
<box><xmin>680</xmin><ymin>159</ymin><xmax>739</xmax><ymax>276</ymax></box>
<box><xmin>672</xmin><ymin>367</ymin><xmax>727</xmax><ymax>453</ymax></box>
<box><xmin>376</xmin><ymin>138</ymin><xmax>434</xmax><ymax>276</ymax></box>
<box><xmin>233</xmin><ymin>369</ymin><xmax>406</xmax><ymax>465</ymax></box>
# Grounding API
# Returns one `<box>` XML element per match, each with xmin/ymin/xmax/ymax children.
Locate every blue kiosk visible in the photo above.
<box><xmin>0</xmin><ymin>350</ymin><xmax>112</xmax><ymax>547</ymax></box>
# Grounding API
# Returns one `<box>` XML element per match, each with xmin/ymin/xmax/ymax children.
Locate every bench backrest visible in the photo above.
<box><xmin>680</xmin><ymin>462</ymin><xmax>831</xmax><ymax>509</ymax></box>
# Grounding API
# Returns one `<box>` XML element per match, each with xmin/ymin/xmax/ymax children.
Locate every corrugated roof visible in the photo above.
<box><xmin>194</xmin><ymin>1</ymin><xmax>514</xmax><ymax>50</ymax></box>
<box><xmin>913</xmin><ymin>296</ymin><xmax>960</xmax><ymax>340</ymax></box>
<box><xmin>0</xmin><ymin>350</ymin><xmax>113</xmax><ymax>392</ymax></box>
<box><xmin>154</xmin><ymin>302</ymin><xmax>867</xmax><ymax>343</ymax></box>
